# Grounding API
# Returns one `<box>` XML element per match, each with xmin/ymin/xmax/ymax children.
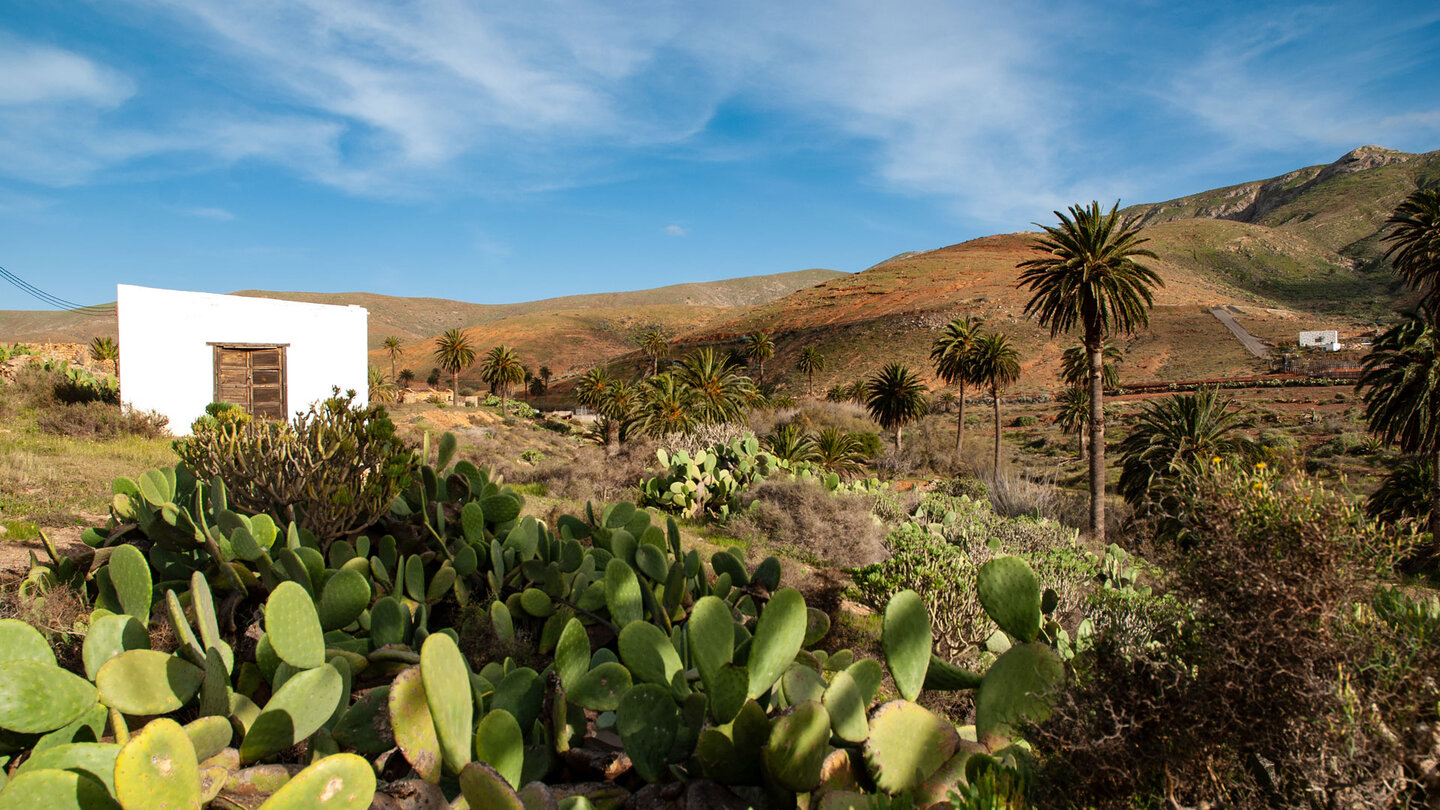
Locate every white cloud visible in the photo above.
<box><xmin>663</xmin><ymin>224</ymin><xmax>687</xmax><ymax>236</ymax></box>
<box><xmin>0</xmin><ymin>38</ymin><xmax>133</xmax><ymax>107</ymax></box>
<box><xmin>180</xmin><ymin>206</ymin><xmax>235</xmax><ymax>220</ymax></box>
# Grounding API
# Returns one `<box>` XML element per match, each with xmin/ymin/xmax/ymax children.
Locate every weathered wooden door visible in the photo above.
<box><xmin>212</xmin><ymin>344</ymin><xmax>288</xmax><ymax>420</ymax></box>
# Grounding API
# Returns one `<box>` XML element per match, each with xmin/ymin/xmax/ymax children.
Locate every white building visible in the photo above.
<box><xmin>117</xmin><ymin>285</ymin><xmax>368</xmax><ymax>434</ymax></box>
<box><xmin>1298</xmin><ymin>330</ymin><xmax>1341</xmax><ymax>351</ymax></box>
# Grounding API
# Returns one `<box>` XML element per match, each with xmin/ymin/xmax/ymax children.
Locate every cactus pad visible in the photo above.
<box><xmin>81</xmin><ymin>614</ymin><xmax>149</xmax><ymax>681</ymax></box>
<box><xmin>862</xmin><ymin>700</ymin><xmax>959</xmax><ymax>794</ymax></box>
<box><xmin>107</xmin><ymin>545</ymin><xmax>152</xmax><ymax>627</ymax></box>
<box><xmin>747</xmin><ymin>588</ymin><xmax>807</xmax><ymax>699</ymax></box>
<box><xmin>617</xmin><ymin>622</ymin><xmax>683</xmax><ymax>693</ymax></box>
<box><xmin>14</xmin><ymin>742</ymin><xmax>119</xmax><ymax>795</ymax></box>
<box><xmin>473</xmin><ymin>710</ymin><xmax>524</xmax><ymax>788</ymax></box>
<box><xmin>566</xmin><ymin>663</ymin><xmax>632</xmax><ymax>712</ymax></box>
<box><xmin>0</xmin><ymin>768</ymin><xmax>119</xmax><ymax>810</ymax></box>
<box><xmin>265</xmin><ymin>582</ymin><xmax>326</xmax><ymax>670</ymax></box>
<box><xmin>603</xmin><ymin>559</ymin><xmax>643</xmax><ymax>626</ymax></box>
<box><xmin>458</xmin><ymin>761</ymin><xmax>525</xmax><ymax>810</ymax></box>
<box><xmin>821</xmin><ymin>670</ymin><xmax>868</xmax><ymax>743</ymax></box>
<box><xmin>554</xmin><ymin>619</ymin><xmax>590</xmax><ymax>692</ymax></box>
<box><xmin>183</xmin><ymin>716</ymin><xmax>232</xmax><ymax>763</ymax></box>
<box><xmin>761</xmin><ymin>701</ymin><xmax>831</xmax><ymax>793</ymax></box>
<box><xmin>420</xmin><ymin>634</ymin><xmax>473</xmax><ymax>774</ymax></box>
<box><xmin>96</xmin><ymin>651</ymin><xmax>201</xmax><ymax>717</ymax></box>
<box><xmin>685</xmin><ymin>596</ymin><xmax>733</xmax><ymax>691</ymax></box>
<box><xmin>923</xmin><ymin>655</ymin><xmax>984</xmax><ymax>692</ymax></box>
<box><xmin>254</xmin><ymin>753</ymin><xmax>375</xmax><ymax>810</ymax></box>
<box><xmin>388</xmin><ymin>666</ymin><xmax>441</xmax><ymax>783</ymax></box>
<box><xmin>240</xmin><ymin>663</ymin><xmax>344</xmax><ymax>763</ymax></box>
<box><xmin>0</xmin><ymin>619</ymin><xmax>56</xmax><ymax>666</ymax></box>
<box><xmin>317</xmin><ymin>570</ymin><xmax>371</xmax><ymax>633</ymax></box>
<box><xmin>881</xmin><ymin>590</ymin><xmax>931</xmax><ymax>702</ymax></box>
<box><xmin>974</xmin><ymin>641</ymin><xmax>1063</xmax><ymax>739</ymax></box>
<box><xmin>616</xmin><ymin>684</ymin><xmax>677</xmax><ymax>782</ymax></box>
<box><xmin>114</xmin><ymin>718</ymin><xmax>201</xmax><ymax>810</ymax></box>
<box><xmin>975</xmin><ymin>556</ymin><xmax>1042</xmax><ymax>643</ymax></box>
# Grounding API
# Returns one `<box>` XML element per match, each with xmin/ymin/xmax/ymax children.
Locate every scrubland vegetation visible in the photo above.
<box><xmin>0</xmin><ymin>189</ymin><xmax>1436</xmax><ymax>808</ymax></box>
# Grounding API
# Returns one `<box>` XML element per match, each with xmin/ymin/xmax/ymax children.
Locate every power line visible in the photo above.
<box><xmin>0</xmin><ymin>265</ymin><xmax>114</xmax><ymax>317</ymax></box>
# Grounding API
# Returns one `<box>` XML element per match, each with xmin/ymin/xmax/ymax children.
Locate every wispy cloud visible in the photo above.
<box><xmin>663</xmin><ymin>224</ymin><xmax>687</xmax><ymax>236</ymax></box>
<box><xmin>180</xmin><ymin>206</ymin><xmax>235</xmax><ymax>220</ymax></box>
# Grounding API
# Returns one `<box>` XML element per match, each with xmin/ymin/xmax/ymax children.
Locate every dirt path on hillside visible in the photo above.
<box><xmin>1210</xmin><ymin>306</ymin><xmax>1269</xmax><ymax>358</ymax></box>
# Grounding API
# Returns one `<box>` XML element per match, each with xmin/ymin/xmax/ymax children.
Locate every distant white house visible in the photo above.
<box><xmin>117</xmin><ymin>285</ymin><xmax>368</xmax><ymax>434</ymax></box>
<box><xmin>1298</xmin><ymin>330</ymin><xmax>1341</xmax><ymax>351</ymax></box>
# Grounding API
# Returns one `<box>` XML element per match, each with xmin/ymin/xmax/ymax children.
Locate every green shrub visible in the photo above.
<box><xmin>1010</xmin><ymin>415</ymin><xmax>1038</xmax><ymax>427</ymax></box>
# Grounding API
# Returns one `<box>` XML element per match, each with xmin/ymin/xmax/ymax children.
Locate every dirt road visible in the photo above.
<box><xmin>1210</xmin><ymin>307</ymin><xmax>1269</xmax><ymax>358</ymax></box>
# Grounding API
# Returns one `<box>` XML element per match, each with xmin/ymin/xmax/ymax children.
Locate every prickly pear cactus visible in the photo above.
<box><xmin>114</xmin><ymin>718</ymin><xmax>201</xmax><ymax>810</ymax></box>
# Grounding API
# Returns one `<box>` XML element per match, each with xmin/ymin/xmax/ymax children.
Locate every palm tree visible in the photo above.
<box><xmin>382</xmin><ymin>336</ymin><xmax>403</xmax><ymax>382</ymax></box>
<box><xmin>89</xmin><ymin>336</ymin><xmax>119</xmax><ymax>377</ymax></box>
<box><xmin>427</xmin><ymin>368</ymin><xmax>441</xmax><ymax>387</ymax></box>
<box><xmin>368</xmin><ymin>366</ymin><xmax>397</xmax><ymax>404</ymax></box>
<box><xmin>763</xmin><ymin>423</ymin><xmax>819</xmax><ymax>463</ymax></box>
<box><xmin>865</xmin><ymin>363</ymin><xmax>928</xmax><ymax>455</ymax></box>
<box><xmin>529</xmin><ymin>377</ymin><xmax>546</xmax><ymax>400</ymax></box>
<box><xmin>676</xmin><ymin>348</ymin><xmax>757</xmax><ymax>424</ymax></box>
<box><xmin>538</xmin><ymin>366</ymin><xmax>553</xmax><ymax>390</ymax></box>
<box><xmin>1359</xmin><ymin>314</ymin><xmax>1440</xmax><ymax>542</ymax></box>
<box><xmin>1055</xmin><ymin>385</ymin><xmax>1090</xmax><ymax>460</ymax></box>
<box><xmin>480</xmin><ymin>344</ymin><xmax>526</xmax><ymax>411</ymax></box>
<box><xmin>814</xmin><ymin>427</ymin><xmax>866</xmax><ymax>478</ymax></box>
<box><xmin>797</xmin><ymin>347</ymin><xmax>826</xmax><ymax>398</ymax></box>
<box><xmin>1117</xmin><ymin>388</ymin><xmax>1252</xmax><ymax>511</ymax></box>
<box><xmin>1060</xmin><ymin>341</ymin><xmax>1123</xmax><ymax>391</ymax></box>
<box><xmin>431</xmin><ymin>329</ymin><xmax>476</xmax><ymax>405</ymax></box>
<box><xmin>1383</xmin><ymin>188</ymin><xmax>1440</xmax><ymax>313</ymax></box>
<box><xmin>397</xmin><ymin>368</ymin><xmax>416</xmax><ymax>388</ymax></box>
<box><xmin>930</xmin><ymin>316</ymin><xmax>984</xmax><ymax>457</ymax></box>
<box><xmin>637</xmin><ymin>331</ymin><xmax>670</xmax><ymax>377</ymax></box>
<box><xmin>632</xmin><ymin>373</ymin><xmax>697</xmax><ymax>440</ymax></box>
<box><xmin>743</xmin><ymin>332</ymin><xmax>775</xmax><ymax>384</ymax></box>
<box><xmin>970</xmin><ymin>332</ymin><xmax>1022</xmax><ymax>473</ymax></box>
<box><xmin>1018</xmin><ymin>200</ymin><xmax>1163</xmax><ymax>542</ymax></box>
<box><xmin>1367</xmin><ymin>456</ymin><xmax>1433</xmax><ymax>527</ymax></box>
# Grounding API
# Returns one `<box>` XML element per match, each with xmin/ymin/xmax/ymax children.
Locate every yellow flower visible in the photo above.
<box><xmin>1255</xmin><ymin>461</ymin><xmax>1268</xmax><ymax>470</ymax></box>
<box><xmin>1252</xmin><ymin>481</ymin><xmax>1265</xmax><ymax>490</ymax></box>
<box><xmin>1211</xmin><ymin>456</ymin><xmax>1223</xmax><ymax>464</ymax></box>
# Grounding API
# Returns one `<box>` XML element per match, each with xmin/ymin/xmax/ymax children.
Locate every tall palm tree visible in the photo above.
<box><xmin>480</xmin><ymin>344</ymin><xmax>526</xmax><ymax>411</ymax></box>
<box><xmin>797</xmin><ymin>347</ymin><xmax>826</xmax><ymax>398</ymax></box>
<box><xmin>1359</xmin><ymin>314</ymin><xmax>1440</xmax><ymax>542</ymax></box>
<box><xmin>743</xmin><ymin>332</ymin><xmax>775</xmax><ymax>384</ymax></box>
<box><xmin>930</xmin><ymin>316</ymin><xmax>985</xmax><ymax>456</ymax></box>
<box><xmin>677</xmin><ymin>348</ymin><xmax>757</xmax><ymax>424</ymax></box>
<box><xmin>382</xmin><ymin>336</ymin><xmax>404</xmax><ymax>382</ymax></box>
<box><xmin>1055</xmin><ymin>385</ymin><xmax>1090</xmax><ymax>460</ymax></box>
<box><xmin>1117</xmin><ymin>388</ymin><xmax>1252</xmax><ymax>511</ymax></box>
<box><xmin>970</xmin><ymin>332</ymin><xmax>1022</xmax><ymax>473</ymax></box>
<box><xmin>528</xmin><ymin>377</ymin><xmax>546</xmax><ymax>399</ymax></box>
<box><xmin>814</xmin><ymin>427</ymin><xmax>866</xmax><ymax>478</ymax></box>
<box><xmin>1018</xmin><ymin>200</ymin><xmax>1163</xmax><ymax>542</ymax></box>
<box><xmin>865</xmin><ymin>363</ymin><xmax>928</xmax><ymax>455</ymax></box>
<box><xmin>1383</xmin><ymin>188</ymin><xmax>1440</xmax><ymax>313</ymax></box>
<box><xmin>432</xmin><ymin>329</ymin><xmax>476</xmax><ymax>405</ymax></box>
<box><xmin>1060</xmin><ymin>341</ymin><xmax>1123</xmax><ymax>391</ymax></box>
<box><xmin>397</xmin><ymin>368</ymin><xmax>416</xmax><ymax>388</ymax></box>
<box><xmin>637</xmin><ymin>331</ymin><xmax>670</xmax><ymax>377</ymax></box>
<box><xmin>538</xmin><ymin>366</ymin><xmax>553</xmax><ymax>390</ymax></box>
<box><xmin>632</xmin><ymin>373</ymin><xmax>697</xmax><ymax>440</ymax></box>
<box><xmin>89</xmin><ymin>336</ymin><xmax>119</xmax><ymax>377</ymax></box>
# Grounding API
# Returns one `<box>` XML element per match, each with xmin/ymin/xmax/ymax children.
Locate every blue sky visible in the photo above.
<box><xmin>1</xmin><ymin>1</ymin><xmax>1437</xmax><ymax>308</ymax></box>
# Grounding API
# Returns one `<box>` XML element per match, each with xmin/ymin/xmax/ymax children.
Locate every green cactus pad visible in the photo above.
<box><xmin>632</xmin><ymin>544</ymin><xmax>668</xmax><ymax>583</ymax></box>
<box><xmin>114</xmin><ymin>718</ymin><xmax>201</xmax><ymax>810</ymax></box>
<box><xmin>616</xmin><ymin>684</ymin><xmax>678</xmax><ymax>782</ymax></box>
<box><xmin>881</xmin><ymin>590</ymin><xmax>931</xmax><ymax>702</ymax></box>
<box><xmin>81</xmin><ymin>614</ymin><xmax>149</xmax><ymax>681</ymax></box>
<box><xmin>923</xmin><ymin>655</ymin><xmax>984</xmax><ymax>691</ymax></box>
<box><xmin>781</xmin><ymin>665</ymin><xmax>826</xmax><ymax>706</ymax></box>
<box><xmin>199</xmin><ymin>647</ymin><xmax>229</xmax><ymax>718</ymax></box>
<box><xmin>746</xmin><ymin>587</ymin><xmax>807</xmax><ymax>699</ymax></box>
<box><xmin>331</xmin><ymin>686</ymin><xmax>394</xmax><ymax>756</ymax></box>
<box><xmin>762</xmin><ymin>701</ymin><xmax>832</xmax><ymax>793</ymax></box>
<box><xmin>491</xmin><ymin>668</ymin><xmax>545</xmax><ymax>732</ymax></box>
<box><xmin>617</xmin><ymin>622</ymin><xmax>683</xmax><ymax>693</ymax></box>
<box><xmin>707</xmin><ymin>663</ymin><xmax>748</xmax><ymax>724</ymax></box>
<box><xmin>183</xmin><ymin>716</ymin><xmax>232</xmax><ymax>763</ymax></box>
<box><xmin>821</xmin><ymin>670</ymin><xmax>869</xmax><ymax>743</ymax></box>
<box><xmin>0</xmin><ymin>768</ymin><xmax>119</xmax><ymax>810</ymax></box>
<box><xmin>603</xmin><ymin>559</ymin><xmax>643</xmax><ymax>627</ymax></box>
<box><xmin>420</xmin><ymin>634</ymin><xmax>473</xmax><ymax>774</ymax></box>
<box><xmin>974</xmin><ymin>642</ymin><xmax>1063</xmax><ymax>739</ymax></box>
<box><xmin>0</xmin><ymin>619</ymin><xmax>56</xmax><ymax>666</ymax></box>
<box><xmin>265</xmin><ymin>582</ymin><xmax>326</xmax><ymax>670</ymax></box>
<box><xmin>567</xmin><ymin>663</ymin><xmax>632</xmax><ymax>712</ymax></box>
<box><xmin>803</xmin><ymin>608</ymin><xmax>831</xmax><ymax>647</ymax></box>
<box><xmin>490</xmin><ymin>601</ymin><xmax>515</xmax><ymax>642</ymax></box>
<box><xmin>389</xmin><ymin>666</ymin><xmax>441</xmax><ymax>783</ymax></box>
<box><xmin>197</xmin><ymin>766</ymin><xmax>228</xmax><ymax>805</ymax></box>
<box><xmin>369</xmin><ymin>597</ymin><xmax>409</xmax><ymax>648</ymax></box>
<box><xmin>976</xmin><ymin>556</ymin><xmax>1042</xmax><ymax>643</ymax></box>
<box><xmin>554</xmin><ymin>619</ymin><xmax>590</xmax><ymax>692</ymax></box>
<box><xmin>33</xmin><ymin>704</ymin><xmax>107</xmax><ymax>752</ymax></box>
<box><xmin>458</xmin><ymin>761</ymin><xmax>525</xmax><ymax>810</ymax></box>
<box><xmin>239</xmin><ymin>663</ymin><xmax>344</xmax><ymax>763</ymax></box>
<box><xmin>818</xmin><ymin>747</ymin><xmax>861</xmax><ymax>794</ymax></box>
<box><xmin>519</xmin><ymin>588</ymin><xmax>553</xmax><ymax>618</ymax></box>
<box><xmin>107</xmin><ymin>545</ymin><xmax>152</xmax><ymax>627</ymax></box>
<box><xmin>862</xmin><ymin>700</ymin><xmax>959</xmax><ymax>794</ymax></box>
<box><xmin>473</xmin><ymin>710</ymin><xmax>524</xmax><ymax>788</ymax></box>
<box><xmin>254</xmin><ymin>753</ymin><xmax>375</xmax><ymax>810</ymax></box>
<box><xmin>686</xmin><ymin>596</ymin><xmax>733</xmax><ymax>691</ymax></box>
<box><xmin>317</xmin><ymin>570</ymin><xmax>371</xmax><ymax>632</ymax></box>
<box><xmin>165</xmin><ymin>591</ymin><xmax>205</xmax><ymax>667</ymax></box>
<box><xmin>95</xmin><ymin>651</ymin><xmax>201</xmax><ymax>717</ymax></box>
<box><xmin>710</xmin><ymin>551</ymin><xmax>748</xmax><ymax>586</ymax></box>
<box><xmin>14</xmin><ymin>742</ymin><xmax>119</xmax><ymax>795</ymax></box>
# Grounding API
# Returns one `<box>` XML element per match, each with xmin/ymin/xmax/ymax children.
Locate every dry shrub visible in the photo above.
<box><xmin>0</xmin><ymin>575</ymin><xmax>90</xmax><ymax>672</ymax></box>
<box><xmin>507</xmin><ymin>437</ymin><xmax>658</xmax><ymax>503</ymax></box>
<box><xmin>1034</xmin><ymin>465</ymin><xmax>1432</xmax><ymax>808</ymax></box>
<box><xmin>751</xmin><ymin>400</ymin><xmax>876</xmax><ymax>438</ymax></box>
<box><xmin>725</xmin><ymin>478</ymin><xmax>887</xmax><ymax>568</ymax></box>
<box><xmin>34</xmin><ymin>401</ymin><xmax>170</xmax><ymax>439</ymax></box>
<box><xmin>986</xmin><ymin>467</ymin><xmax>1060</xmax><ymax>520</ymax></box>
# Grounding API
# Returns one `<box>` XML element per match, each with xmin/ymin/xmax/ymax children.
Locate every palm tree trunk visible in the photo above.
<box><xmin>807</xmin><ymin>371</ymin><xmax>813</xmax><ymax>398</ymax></box>
<box><xmin>1431</xmin><ymin>442</ymin><xmax>1440</xmax><ymax>546</ymax></box>
<box><xmin>452</xmin><ymin>371</ymin><xmax>460</xmax><ymax>405</ymax></box>
<box><xmin>992</xmin><ymin>385</ymin><xmax>1002</xmax><ymax>473</ymax></box>
<box><xmin>1088</xmin><ymin>336</ymin><xmax>1106</xmax><ymax>543</ymax></box>
<box><xmin>954</xmin><ymin>382</ymin><xmax>967</xmax><ymax>457</ymax></box>
<box><xmin>896</xmin><ymin>425</ymin><xmax>903</xmax><ymax>456</ymax></box>
<box><xmin>390</xmin><ymin>356</ymin><xmax>397</xmax><ymax>382</ymax></box>
<box><xmin>606</xmin><ymin>419</ymin><xmax>620</xmax><ymax>457</ymax></box>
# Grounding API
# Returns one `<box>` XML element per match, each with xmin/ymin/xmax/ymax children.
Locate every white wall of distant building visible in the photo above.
<box><xmin>116</xmin><ymin>284</ymin><xmax>368</xmax><ymax>434</ymax></box>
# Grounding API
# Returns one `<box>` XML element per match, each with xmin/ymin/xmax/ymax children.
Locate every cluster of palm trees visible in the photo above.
<box><xmin>929</xmin><ymin>317</ymin><xmax>1022</xmax><ymax>472</ymax></box>
<box><xmin>576</xmin><ymin>347</ymin><xmax>763</xmax><ymax>455</ymax></box>
<box><xmin>423</xmin><ymin>329</ymin><xmax>528</xmax><ymax>409</ymax></box>
<box><xmin>761</xmin><ymin>422</ymin><xmax>869</xmax><ymax>476</ymax></box>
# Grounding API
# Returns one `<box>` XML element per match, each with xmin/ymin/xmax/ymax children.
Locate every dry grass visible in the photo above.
<box><xmin>725</xmin><ymin>478</ymin><xmax>888</xmax><ymax>568</ymax></box>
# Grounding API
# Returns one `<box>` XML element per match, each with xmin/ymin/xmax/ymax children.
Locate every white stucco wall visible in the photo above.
<box><xmin>116</xmin><ymin>285</ymin><xmax>368</xmax><ymax>434</ymax></box>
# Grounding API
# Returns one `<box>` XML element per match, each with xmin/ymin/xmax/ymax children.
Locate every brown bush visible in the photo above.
<box><xmin>724</xmin><ymin>478</ymin><xmax>887</xmax><ymax>568</ymax></box>
<box><xmin>1033</xmin><ymin>466</ymin><xmax>1431</xmax><ymax>808</ymax></box>
<box><xmin>34</xmin><ymin>401</ymin><xmax>169</xmax><ymax>439</ymax></box>
<box><xmin>505</xmin><ymin>437</ymin><xmax>658</xmax><ymax>503</ymax></box>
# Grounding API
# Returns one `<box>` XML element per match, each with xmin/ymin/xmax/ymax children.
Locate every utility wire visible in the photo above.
<box><xmin>0</xmin><ymin>265</ymin><xmax>114</xmax><ymax>316</ymax></box>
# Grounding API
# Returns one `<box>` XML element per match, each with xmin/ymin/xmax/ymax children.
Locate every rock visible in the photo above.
<box><xmin>518</xmin><ymin>782</ymin><xmax>559</xmax><ymax>810</ymax></box>
<box><xmin>372</xmin><ymin>779</ymin><xmax>449</xmax><ymax>810</ymax></box>
<box><xmin>626</xmin><ymin>780</ymin><xmax>752</xmax><ymax>810</ymax></box>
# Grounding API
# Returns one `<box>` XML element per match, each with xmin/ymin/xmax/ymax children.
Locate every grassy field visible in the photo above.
<box><xmin>0</xmin><ymin>426</ymin><xmax>173</xmax><ymax>536</ymax></box>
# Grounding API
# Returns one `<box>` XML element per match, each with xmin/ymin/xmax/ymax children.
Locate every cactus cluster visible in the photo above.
<box><xmin>4</xmin><ymin>429</ymin><xmax>1069</xmax><ymax>808</ymax></box>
